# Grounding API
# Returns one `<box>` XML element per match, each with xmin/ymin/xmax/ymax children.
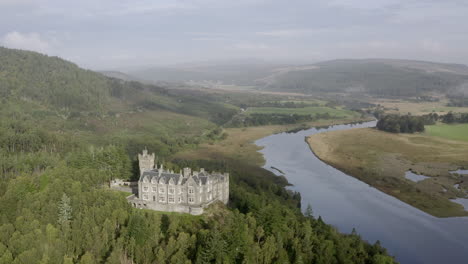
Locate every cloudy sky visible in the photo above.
<box><xmin>1</xmin><ymin>0</ymin><xmax>467</xmax><ymax>69</ymax></box>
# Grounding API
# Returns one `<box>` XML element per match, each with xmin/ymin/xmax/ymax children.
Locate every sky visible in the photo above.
<box><xmin>1</xmin><ymin>0</ymin><xmax>467</xmax><ymax>70</ymax></box>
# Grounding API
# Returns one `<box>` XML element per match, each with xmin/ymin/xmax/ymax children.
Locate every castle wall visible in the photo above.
<box><xmin>132</xmin><ymin>150</ymin><xmax>229</xmax><ymax>215</ymax></box>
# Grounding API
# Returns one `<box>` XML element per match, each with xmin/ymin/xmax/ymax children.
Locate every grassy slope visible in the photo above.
<box><xmin>307</xmin><ymin>128</ymin><xmax>468</xmax><ymax>217</ymax></box>
<box><xmin>426</xmin><ymin>124</ymin><xmax>468</xmax><ymax>142</ymax></box>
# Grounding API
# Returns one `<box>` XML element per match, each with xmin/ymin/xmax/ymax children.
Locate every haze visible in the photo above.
<box><xmin>1</xmin><ymin>0</ymin><xmax>467</xmax><ymax>69</ymax></box>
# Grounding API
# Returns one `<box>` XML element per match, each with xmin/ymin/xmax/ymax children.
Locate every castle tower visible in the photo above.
<box><xmin>138</xmin><ymin>149</ymin><xmax>155</xmax><ymax>176</ymax></box>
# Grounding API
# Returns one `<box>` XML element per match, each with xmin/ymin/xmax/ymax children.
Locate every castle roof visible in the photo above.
<box><xmin>139</xmin><ymin>169</ymin><xmax>227</xmax><ymax>186</ymax></box>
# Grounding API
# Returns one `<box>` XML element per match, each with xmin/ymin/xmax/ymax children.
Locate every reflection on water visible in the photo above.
<box><xmin>404</xmin><ymin>171</ymin><xmax>430</xmax><ymax>182</ymax></box>
<box><xmin>451</xmin><ymin>170</ymin><xmax>468</xmax><ymax>175</ymax></box>
<box><xmin>256</xmin><ymin>121</ymin><xmax>468</xmax><ymax>264</ymax></box>
<box><xmin>451</xmin><ymin>198</ymin><xmax>468</xmax><ymax>211</ymax></box>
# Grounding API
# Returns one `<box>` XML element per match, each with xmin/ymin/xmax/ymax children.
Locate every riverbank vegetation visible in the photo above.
<box><xmin>307</xmin><ymin>128</ymin><xmax>468</xmax><ymax>217</ymax></box>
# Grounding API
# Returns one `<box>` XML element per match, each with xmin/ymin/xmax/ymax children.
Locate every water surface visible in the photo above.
<box><xmin>451</xmin><ymin>198</ymin><xmax>468</xmax><ymax>211</ymax></box>
<box><xmin>451</xmin><ymin>170</ymin><xmax>468</xmax><ymax>175</ymax></box>
<box><xmin>255</xmin><ymin>121</ymin><xmax>468</xmax><ymax>264</ymax></box>
<box><xmin>404</xmin><ymin>171</ymin><xmax>430</xmax><ymax>182</ymax></box>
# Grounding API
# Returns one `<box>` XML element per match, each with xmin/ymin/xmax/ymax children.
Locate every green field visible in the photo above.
<box><xmin>426</xmin><ymin>124</ymin><xmax>468</xmax><ymax>142</ymax></box>
<box><xmin>246</xmin><ymin>106</ymin><xmax>358</xmax><ymax>117</ymax></box>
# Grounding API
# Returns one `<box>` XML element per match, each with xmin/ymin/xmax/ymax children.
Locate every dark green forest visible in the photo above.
<box><xmin>0</xmin><ymin>47</ymin><xmax>396</xmax><ymax>264</ymax></box>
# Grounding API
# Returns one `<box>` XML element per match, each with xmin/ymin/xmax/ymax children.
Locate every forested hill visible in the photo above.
<box><xmin>0</xmin><ymin>48</ymin><xmax>397</xmax><ymax>263</ymax></box>
<box><xmin>0</xmin><ymin>46</ymin><xmax>236</xmax><ymax>124</ymax></box>
<box><xmin>257</xmin><ymin>59</ymin><xmax>468</xmax><ymax>97</ymax></box>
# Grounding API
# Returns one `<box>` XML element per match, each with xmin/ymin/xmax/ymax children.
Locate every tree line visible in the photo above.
<box><xmin>377</xmin><ymin>112</ymin><xmax>468</xmax><ymax>134</ymax></box>
<box><xmin>228</xmin><ymin>112</ymin><xmax>339</xmax><ymax>127</ymax></box>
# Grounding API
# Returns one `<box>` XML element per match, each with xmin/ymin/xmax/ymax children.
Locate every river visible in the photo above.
<box><xmin>255</xmin><ymin>121</ymin><xmax>468</xmax><ymax>264</ymax></box>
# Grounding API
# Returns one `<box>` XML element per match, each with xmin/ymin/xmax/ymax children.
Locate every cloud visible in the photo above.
<box><xmin>390</xmin><ymin>1</ymin><xmax>468</xmax><ymax>24</ymax></box>
<box><xmin>257</xmin><ymin>28</ymin><xmax>338</xmax><ymax>38</ymax></box>
<box><xmin>231</xmin><ymin>42</ymin><xmax>270</xmax><ymax>51</ymax></box>
<box><xmin>421</xmin><ymin>40</ymin><xmax>442</xmax><ymax>53</ymax></box>
<box><xmin>325</xmin><ymin>0</ymin><xmax>401</xmax><ymax>10</ymax></box>
<box><xmin>1</xmin><ymin>31</ymin><xmax>51</xmax><ymax>53</ymax></box>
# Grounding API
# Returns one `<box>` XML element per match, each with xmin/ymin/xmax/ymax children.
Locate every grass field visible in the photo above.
<box><xmin>246</xmin><ymin>106</ymin><xmax>359</xmax><ymax>118</ymax></box>
<box><xmin>307</xmin><ymin>128</ymin><xmax>468</xmax><ymax>217</ymax></box>
<box><xmin>426</xmin><ymin>124</ymin><xmax>468</xmax><ymax>142</ymax></box>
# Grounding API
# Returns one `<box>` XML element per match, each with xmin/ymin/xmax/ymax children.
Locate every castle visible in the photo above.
<box><xmin>128</xmin><ymin>149</ymin><xmax>229</xmax><ymax>215</ymax></box>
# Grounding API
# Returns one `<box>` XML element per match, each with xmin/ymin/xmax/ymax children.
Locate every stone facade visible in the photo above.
<box><xmin>128</xmin><ymin>149</ymin><xmax>229</xmax><ymax>215</ymax></box>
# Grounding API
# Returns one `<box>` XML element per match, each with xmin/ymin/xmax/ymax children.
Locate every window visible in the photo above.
<box><xmin>188</xmin><ymin>197</ymin><xmax>194</xmax><ymax>203</ymax></box>
<box><xmin>168</xmin><ymin>196</ymin><xmax>175</xmax><ymax>203</ymax></box>
<box><xmin>153</xmin><ymin>196</ymin><xmax>156</xmax><ymax>201</ymax></box>
<box><xmin>188</xmin><ymin>188</ymin><xmax>194</xmax><ymax>194</ymax></box>
<box><xmin>152</xmin><ymin>187</ymin><xmax>157</xmax><ymax>192</ymax></box>
<box><xmin>159</xmin><ymin>196</ymin><xmax>166</xmax><ymax>203</ymax></box>
<box><xmin>143</xmin><ymin>186</ymin><xmax>149</xmax><ymax>192</ymax></box>
<box><xmin>159</xmin><ymin>187</ymin><xmax>165</xmax><ymax>194</ymax></box>
<box><xmin>142</xmin><ymin>194</ymin><xmax>148</xmax><ymax>200</ymax></box>
<box><xmin>169</xmin><ymin>188</ymin><xmax>175</xmax><ymax>194</ymax></box>
<box><xmin>178</xmin><ymin>197</ymin><xmax>182</xmax><ymax>203</ymax></box>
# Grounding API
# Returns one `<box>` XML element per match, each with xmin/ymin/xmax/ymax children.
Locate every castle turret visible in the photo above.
<box><xmin>138</xmin><ymin>149</ymin><xmax>155</xmax><ymax>176</ymax></box>
<box><xmin>183</xmin><ymin>167</ymin><xmax>192</xmax><ymax>177</ymax></box>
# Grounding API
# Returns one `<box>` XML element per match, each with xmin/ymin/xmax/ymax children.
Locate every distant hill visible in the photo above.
<box><xmin>99</xmin><ymin>70</ymin><xmax>142</xmax><ymax>82</ymax></box>
<box><xmin>127</xmin><ymin>58</ymin><xmax>468</xmax><ymax>98</ymax></box>
<box><xmin>127</xmin><ymin>61</ymin><xmax>283</xmax><ymax>86</ymax></box>
<box><xmin>256</xmin><ymin>59</ymin><xmax>468</xmax><ymax>97</ymax></box>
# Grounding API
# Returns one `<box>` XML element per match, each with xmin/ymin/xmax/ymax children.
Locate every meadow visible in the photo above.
<box><xmin>425</xmin><ymin>123</ymin><xmax>468</xmax><ymax>142</ymax></box>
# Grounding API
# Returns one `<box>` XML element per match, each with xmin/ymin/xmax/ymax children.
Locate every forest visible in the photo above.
<box><xmin>377</xmin><ymin>112</ymin><xmax>468</xmax><ymax>134</ymax></box>
<box><xmin>439</xmin><ymin>112</ymin><xmax>468</xmax><ymax>124</ymax></box>
<box><xmin>0</xmin><ymin>47</ymin><xmax>396</xmax><ymax>264</ymax></box>
<box><xmin>376</xmin><ymin>114</ymin><xmax>437</xmax><ymax>133</ymax></box>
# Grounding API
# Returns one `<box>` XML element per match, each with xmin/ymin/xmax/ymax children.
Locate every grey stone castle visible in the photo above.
<box><xmin>128</xmin><ymin>149</ymin><xmax>229</xmax><ymax>215</ymax></box>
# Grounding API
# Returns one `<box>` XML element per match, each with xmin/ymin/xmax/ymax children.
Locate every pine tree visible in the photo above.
<box><xmin>305</xmin><ymin>204</ymin><xmax>313</xmax><ymax>218</ymax></box>
<box><xmin>58</xmin><ymin>193</ymin><xmax>72</xmax><ymax>227</ymax></box>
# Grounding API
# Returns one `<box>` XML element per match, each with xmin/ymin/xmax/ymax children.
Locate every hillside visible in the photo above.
<box><xmin>0</xmin><ymin>47</ymin><xmax>396</xmax><ymax>263</ymax></box>
<box><xmin>257</xmin><ymin>59</ymin><xmax>468</xmax><ymax>97</ymax></box>
<box><xmin>0</xmin><ymin>47</ymin><xmax>237</xmax><ymax>122</ymax></box>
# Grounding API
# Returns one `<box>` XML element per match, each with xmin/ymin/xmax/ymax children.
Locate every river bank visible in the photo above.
<box><xmin>306</xmin><ymin>127</ymin><xmax>468</xmax><ymax>217</ymax></box>
<box><xmin>255</xmin><ymin>121</ymin><xmax>468</xmax><ymax>264</ymax></box>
